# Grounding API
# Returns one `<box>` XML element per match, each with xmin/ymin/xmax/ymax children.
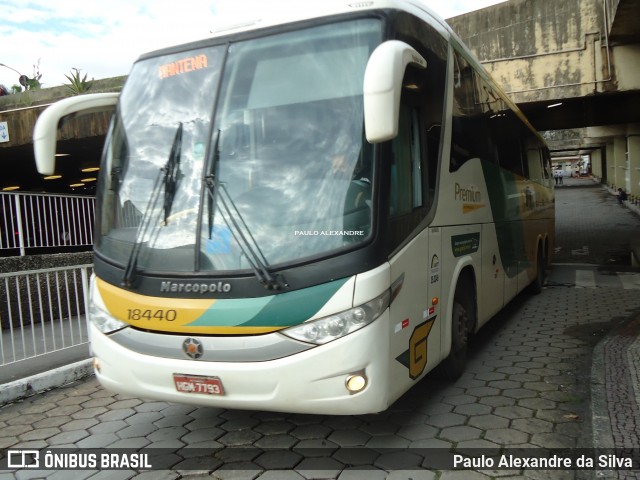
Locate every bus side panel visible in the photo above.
<box><xmin>483</xmin><ymin>167</ymin><xmax>555</xmax><ymax>301</ymax></box>
<box><xmin>514</xmin><ymin>177</ymin><xmax>541</xmax><ymax>295</ymax></box>
<box><xmin>519</xmin><ymin>181</ymin><xmax>556</xmax><ymax>287</ymax></box>
<box><xmin>439</xmin><ymin>224</ymin><xmax>481</xmax><ymax>356</ymax></box>
<box><xmin>501</xmin><ymin>222</ymin><xmax>521</xmax><ymax>304</ymax></box>
<box><xmin>433</xmin><ymin>157</ymin><xmax>494</xmax><ymax>329</ymax></box>
<box><xmin>480</xmin><ymin>222</ymin><xmax>505</xmax><ymax>327</ymax></box>
<box><xmin>386</xmin><ymin>228</ymin><xmax>441</xmax><ymax>402</ymax></box>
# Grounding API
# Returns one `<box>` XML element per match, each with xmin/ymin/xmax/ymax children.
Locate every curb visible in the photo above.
<box><xmin>0</xmin><ymin>359</ymin><xmax>94</xmax><ymax>406</ymax></box>
<box><xmin>591</xmin><ymin>315</ymin><xmax>640</xmax><ymax>479</ymax></box>
<box><xmin>591</xmin><ymin>323</ymin><xmax>619</xmax><ymax>480</ymax></box>
<box><xmin>591</xmin><ymin>334</ymin><xmax>615</xmax><ymax>448</ymax></box>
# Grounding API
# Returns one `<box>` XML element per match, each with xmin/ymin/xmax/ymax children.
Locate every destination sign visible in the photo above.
<box><xmin>159</xmin><ymin>54</ymin><xmax>208</xmax><ymax>79</ymax></box>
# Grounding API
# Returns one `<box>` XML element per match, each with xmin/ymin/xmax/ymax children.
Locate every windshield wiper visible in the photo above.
<box><xmin>162</xmin><ymin>123</ymin><xmax>183</xmax><ymax>224</ymax></box>
<box><xmin>204</xmin><ymin>182</ymin><xmax>285</xmax><ymax>291</ymax></box>
<box><xmin>205</xmin><ymin>129</ymin><xmax>221</xmax><ymax>242</ymax></box>
<box><xmin>203</xmin><ymin>131</ymin><xmax>285</xmax><ymax>291</ymax></box>
<box><xmin>122</xmin><ymin>123</ymin><xmax>183</xmax><ymax>288</ymax></box>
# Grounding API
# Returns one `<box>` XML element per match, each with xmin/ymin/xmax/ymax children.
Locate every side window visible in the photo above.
<box><xmin>523</xmin><ymin>131</ymin><xmax>550</xmax><ymax>185</ymax></box>
<box><xmin>387</xmin><ymin>104</ymin><xmax>425</xmax><ymax>252</ymax></box>
<box><xmin>387</xmin><ymin>13</ymin><xmax>447</xmax><ymax>252</ymax></box>
<box><xmin>541</xmin><ymin>147</ymin><xmax>553</xmax><ymax>186</ymax></box>
<box><xmin>450</xmin><ymin>51</ymin><xmax>496</xmax><ymax>171</ymax></box>
<box><xmin>491</xmin><ymin>110</ymin><xmax>525</xmax><ymax>177</ymax></box>
<box><xmin>525</xmin><ymin>145</ymin><xmax>543</xmax><ymax>184</ymax></box>
<box><xmin>451</xmin><ymin>49</ymin><xmax>533</xmax><ymax>178</ymax></box>
<box><xmin>411</xmin><ymin>109</ymin><xmax>423</xmax><ymax>209</ymax></box>
<box><xmin>390</xmin><ymin>106</ymin><xmax>422</xmax><ymax>216</ymax></box>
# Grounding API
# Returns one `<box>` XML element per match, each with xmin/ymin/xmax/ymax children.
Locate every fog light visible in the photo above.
<box><xmin>345</xmin><ymin>373</ymin><xmax>367</xmax><ymax>393</ymax></box>
<box><xmin>93</xmin><ymin>357</ymin><xmax>101</xmax><ymax>373</ymax></box>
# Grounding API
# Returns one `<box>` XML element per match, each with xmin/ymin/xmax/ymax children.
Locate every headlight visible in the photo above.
<box><xmin>281</xmin><ymin>290</ymin><xmax>390</xmax><ymax>345</ymax></box>
<box><xmin>89</xmin><ymin>275</ymin><xmax>128</xmax><ymax>334</ymax></box>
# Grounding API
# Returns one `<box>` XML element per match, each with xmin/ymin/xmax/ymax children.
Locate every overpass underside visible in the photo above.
<box><xmin>0</xmin><ymin>78</ymin><xmax>123</xmax><ymax>195</ymax></box>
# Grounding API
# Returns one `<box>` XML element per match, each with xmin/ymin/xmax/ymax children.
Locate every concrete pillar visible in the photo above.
<box><xmin>591</xmin><ymin>149</ymin><xmax>603</xmax><ymax>180</ymax></box>
<box><xmin>629</xmin><ymin>135</ymin><xmax>640</xmax><ymax>198</ymax></box>
<box><xmin>613</xmin><ymin>136</ymin><xmax>627</xmax><ymax>190</ymax></box>
<box><xmin>606</xmin><ymin>142</ymin><xmax>615</xmax><ymax>187</ymax></box>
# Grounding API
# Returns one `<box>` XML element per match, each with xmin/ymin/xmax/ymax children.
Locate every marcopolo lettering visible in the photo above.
<box><xmin>160</xmin><ymin>281</ymin><xmax>231</xmax><ymax>294</ymax></box>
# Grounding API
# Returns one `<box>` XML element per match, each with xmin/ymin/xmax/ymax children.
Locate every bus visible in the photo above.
<box><xmin>34</xmin><ymin>0</ymin><xmax>554</xmax><ymax>415</ymax></box>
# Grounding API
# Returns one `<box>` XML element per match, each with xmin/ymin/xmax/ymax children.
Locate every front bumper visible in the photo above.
<box><xmin>89</xmin><ymin>310</ymin><xmax>391</xmax><ymax>415</ymax></box>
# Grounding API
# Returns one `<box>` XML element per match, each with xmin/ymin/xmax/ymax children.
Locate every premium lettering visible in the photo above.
<box><xmin>454</xmin><ymin>183</ymin><xmax>481</xmax><ymax>202</ymax></box>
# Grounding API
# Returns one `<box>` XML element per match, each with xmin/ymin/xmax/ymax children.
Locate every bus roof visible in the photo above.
<box><xmin>208</xmin><ymin>0</ymin><xmax>450</xmax><ymax>38</ymax></box>
<box><xmin>139</xmin><ymin>0</ymin><xmax>456</xmax><ymax>61</ymax></box>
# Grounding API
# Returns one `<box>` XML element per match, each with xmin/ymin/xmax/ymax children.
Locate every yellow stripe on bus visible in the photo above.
<box><xmin>463</xmin><ymin>203</ymin><xmax>486</xmax><ymax>213</ymax></box>
<box><xmin>97</xmin><ymin>278</ymin><xmax>214</xmax><ymax>329</ymax></box>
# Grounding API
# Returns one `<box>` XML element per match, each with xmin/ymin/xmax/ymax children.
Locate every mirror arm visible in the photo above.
<box><xmin>33</xmin><ymin>93</ymin><xmax>119</xmax><ymax>175</ymax></box>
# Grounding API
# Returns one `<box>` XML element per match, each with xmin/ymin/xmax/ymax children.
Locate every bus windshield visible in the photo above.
<box><xmin>95</xmin><ymin>19</ymin><xmax>381</xmax><ymax>276</ymax></box>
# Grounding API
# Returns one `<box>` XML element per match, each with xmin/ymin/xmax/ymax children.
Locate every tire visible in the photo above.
<box><xmin>529</xmin><ymin>246</ymin><xmax>545</xmax><ymax>294</ymax></box>
<box><xmin>434</xmin><ymin>281</ymin><xmax>474</xmax><ymax>380</ymax></box>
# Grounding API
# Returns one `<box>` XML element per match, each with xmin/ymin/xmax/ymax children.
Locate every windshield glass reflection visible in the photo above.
<box><xmin>201</xmin><ymin>19</ymin><xmax>380</xmax><ymax>271</ymax></box>
<box><xmin>95</xmin><ymin>47</ymin><xmax>224</xmax><ymax>272</ymax></box>
<box><xmin>95</xmin><ymin>19</ymin><xmax>381</xmax><ymax>276</ymax></box>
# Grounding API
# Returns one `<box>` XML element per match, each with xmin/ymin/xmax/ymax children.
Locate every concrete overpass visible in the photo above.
<box><xmin>447</xmin><ymin>0</ymin><xmax>640</xmax><ymax>197</ymax></box>
<box><xmin>0</xmin><ymin>78</ymin><xmax>124</xmax><ymax>195</ymax></box>
<box><xmin>1</xmin><ymin>0</ymin><xmax>639</xmax><ymax>197</ymax></box>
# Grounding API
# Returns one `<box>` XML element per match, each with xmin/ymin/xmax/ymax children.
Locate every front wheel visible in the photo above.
<box><xmin>434</xmin><ymin>282</ymin><xmax>474</xmax><ymax>380</ymax></box>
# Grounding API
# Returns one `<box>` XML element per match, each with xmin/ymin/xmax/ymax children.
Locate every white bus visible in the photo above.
<box><xmin>34</xmin><ymin>0</ymin><xmax>554</xmax><ymax>415</ymax></box>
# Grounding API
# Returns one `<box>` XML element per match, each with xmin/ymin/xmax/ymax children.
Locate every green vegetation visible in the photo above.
<box><xmin>64</xmin><ymin>68</ymin><xmax>93</xmax><ymax>94</ymax></box>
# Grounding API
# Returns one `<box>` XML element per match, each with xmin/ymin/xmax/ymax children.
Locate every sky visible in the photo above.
<box><xmin>0</xmin><ymin>0</ymin><xmax>507</xmax><ymax>90</ymax></box>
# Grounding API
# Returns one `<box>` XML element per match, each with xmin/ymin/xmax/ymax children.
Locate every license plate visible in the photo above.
<box><xmin>173</xmin><ymin>374</ymin><xmax>225</xmax><ymax>396</ymax></box>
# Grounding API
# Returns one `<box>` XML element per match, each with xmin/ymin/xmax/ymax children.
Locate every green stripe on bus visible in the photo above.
<box><xmin>481</xmin><ymin>160</ymin><xmax>529</xmax><ymax>278</ymax></box>
<box><xmin>186</xmin><ymin>277</ymin><xmax>350</xmax><ymax>328</ymax></box>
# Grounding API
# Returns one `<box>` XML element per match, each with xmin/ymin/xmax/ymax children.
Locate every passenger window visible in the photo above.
<box><xmin>525</xmin><ymin>142</ymin><xmax>543</xmax><ymax>184</ymax></box>
<box><xmin>451</xmin><ymin>51</ymin><xmax>496</xmax><ymax>171</ymax></box>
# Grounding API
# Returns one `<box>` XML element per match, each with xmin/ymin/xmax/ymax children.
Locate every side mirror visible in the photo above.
<box><xmin>363</xmin><ymin>40</ymin><xmax>426</xmax><ymax>144</ymax></box>
<box><xmin>33</xmin><ymin>93</ymin><xmax>119</xmax><ymax>175</ymax></box>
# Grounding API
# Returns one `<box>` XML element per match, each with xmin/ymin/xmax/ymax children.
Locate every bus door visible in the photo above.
<box><xmin>387</xmin><ymin>105</ymin><xmax>442</xmax><ymax>394</ymax></box>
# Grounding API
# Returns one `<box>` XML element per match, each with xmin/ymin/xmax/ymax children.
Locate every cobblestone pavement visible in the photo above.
<box><xmin>0</xmin><ymin>180</ymin><xmax>639</xmax><ymax>480</ymax></box>
<box><xmin>601</xmin><ymin>318</ymin><xmax>640</xmax><ymax>451</ymax></box>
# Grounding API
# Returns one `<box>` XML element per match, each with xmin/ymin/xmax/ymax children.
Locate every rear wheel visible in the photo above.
<box><xmin>529</xmin><ymin>245</ymin><xmax>546</xmax><ymax>294</ymax></box>
<box><xmin>435</xmin><ymin>278</ymin><xmax>474</xmax><ymax>380</ymax></box>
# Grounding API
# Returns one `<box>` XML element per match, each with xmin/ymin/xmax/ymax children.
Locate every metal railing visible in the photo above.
<box><xmin>0</xmin><ymin>264</ymin><xmax>93</xmax><ymax>367</ymax></box>
<box><xmin>0</xmin><ymin>192</ymin><xmax>95</xmax><ymax>256</ymax></box>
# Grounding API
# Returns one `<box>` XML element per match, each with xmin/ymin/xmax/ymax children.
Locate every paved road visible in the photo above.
<box><xmin>1</xmin><ymin>180</ymin><xmax>639</xmax><ymax>479</ymax></box>
<box><xmin>554</xmin><ymin>177</ymin><xmax>639</xmax><ymax>266</ymax></box>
